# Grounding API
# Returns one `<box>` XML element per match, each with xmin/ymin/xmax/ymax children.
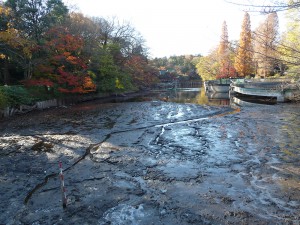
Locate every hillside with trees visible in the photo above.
<box><xmin>1</xmin><ymin>0</ymin><xmax>300</xmax><ymax>109</ymax></box>
<box><xmin>0</xmin><ymin>0</ymin><xmax>159</xmax><ymax>108</ymax></box>
<box><xmin>150</xmin><ymin>55</ymin><xmax>201</xmax><ymax>82</ymax></box>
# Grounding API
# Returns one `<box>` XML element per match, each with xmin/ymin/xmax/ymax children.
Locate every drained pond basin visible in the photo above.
<box><xmin>0</xmin><ymin>88</ymin><xmax>300</xmax><ymax>224</ymax></box>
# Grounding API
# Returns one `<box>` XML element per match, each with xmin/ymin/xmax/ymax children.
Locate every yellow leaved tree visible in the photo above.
<box><xmin>0</xmin><ymin>3</ymin><xmax>33</xmax><ymax>83</ymax></box>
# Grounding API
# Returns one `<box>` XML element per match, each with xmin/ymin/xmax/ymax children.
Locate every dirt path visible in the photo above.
<box><xmin>0</xmin><ymin>101</ymin><xmax>299</xmax><ymax>224</ymax></box>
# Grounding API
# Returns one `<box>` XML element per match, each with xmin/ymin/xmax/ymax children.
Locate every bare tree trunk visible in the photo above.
<box><xmin>24</xmin><ymin>61</ymin><xmax>33</xmax><ymax>80</ymax></box>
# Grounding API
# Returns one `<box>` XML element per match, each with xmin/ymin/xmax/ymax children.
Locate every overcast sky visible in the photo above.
<box><xmin>63</xmin><ymin>0</ymin><xmax>284</xmax><ymax>58</ymax></box>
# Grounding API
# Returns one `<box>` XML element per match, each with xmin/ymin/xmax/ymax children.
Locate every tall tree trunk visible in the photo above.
<box><xmin>3</xmin><ymin>57</ymin><xmax>10</xmax><ymax>84</ymax></box>
<box><xmin>24</xmin><ymin>61</ymin><xmax>33</xmax><ymax>80</ymax></box>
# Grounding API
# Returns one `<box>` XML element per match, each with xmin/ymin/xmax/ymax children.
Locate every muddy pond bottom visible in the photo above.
<box><xmin>0</xmin><ymin>100</ymin><xmax>299</xmax><ymax>224</ymax></box>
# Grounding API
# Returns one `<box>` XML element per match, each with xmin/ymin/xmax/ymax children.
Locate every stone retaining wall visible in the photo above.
<box><xmin>0</xmin><ymin>99</ymin><xmax>58</xmax><ymax>118</ymax></box>
<box><xmin>0</xmin><ymin>93</ymin><xmax>111</xmax><ymax>118</ymax></box>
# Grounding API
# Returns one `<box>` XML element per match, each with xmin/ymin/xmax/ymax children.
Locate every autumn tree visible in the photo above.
<box><xmin>150</xmin><ymin>55</ymin><xmax>199</xmax><ymax>81</ymax></box>
<box><xmin>217</xmin><ymin>21</ymin><xmax>237</xmax><ymax>78</ymax></box>
<box><xmin>1</xmin><ymin>1</ymin><xmax>155</xmax><ymax>92</ymax></box>
<box><xmin>218</xmin><ymin>21</ymin><xmax>230</xmax><ymax>65</ymax></box>
<box><xmin>234</xmin><ymin>12</ymin><xmax>253</xmax><ymax>77</ymax></box>
<box><xmin>65</xmin><ymin>12</ymin><xmax>101</xmax><ymax>56</ymax></box>
<box><xmin>29</xmin><ymin>27</ymin><xmax>96</xmax><ymax>93</ymax></box>
<box><xmin>1</xmin><ymin>0</ymin><xmax>68</xmax><ymax>83</ymax></box>
<box><xmin>124</xmin><ymin>55</ymin><xmax>158</xmax><ymax>87</ymax></box>
<box><xmin>253</xmin><ymin>12</ymin><xmax>279</xmax><ymax>77</ymax></box>
<box><xmin>92</xmin><ymin>17</ymin><xmax>146</xmax><ymax>60</ymax></box>
<box><xmin>89</xmin><ymin>17</ymin><xmax>153</xmax><ymax>90</ymax></box>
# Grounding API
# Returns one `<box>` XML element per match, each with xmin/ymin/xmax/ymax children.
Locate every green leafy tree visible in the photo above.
<box><xmin>150</xmin><ymin>55</ymin><xmax>200</xmax><ymax>80</ymax></box>
<box><xmin>5</xmin><ymin>0</ymin><xmax>68</xmax><ymax>43</ymax></box>
<box><xmin>279</xmin><ymin>6</ymin><xmax>300</xmax><ymax>76</ymax></box>
<box><xmin>196</xmin><ymin>48</ymin><xmax>220</xmax><ymax>81</ymax></box>
<box><xmin>0</xmin><ymin>2</ymin><xmax>33</xmax><ymax>83</ymax></box>
<box><xmin>88</xmin><ymin>46</ymin><xmax>133</xmax><ymax>92</ymax></box>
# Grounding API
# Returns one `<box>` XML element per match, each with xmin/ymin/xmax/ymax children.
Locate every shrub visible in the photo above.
<box><xmin>0</xmin><ymin>86</ymin><xmax>34</xmax><ymax>108</ymax></box>
<box><xmin>0</xmin><ymin>89</ymin><xmax>8</xmax><ymax>109</ymax></box>
<box><xmin>96</xmin><ymin>73</ymin><xmax>135</xmax><ymax>93</ymax></box>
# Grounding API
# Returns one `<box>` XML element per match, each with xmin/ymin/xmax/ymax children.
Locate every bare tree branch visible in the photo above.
<box><xmin>224</xmin><ymin>0</ymin><xmax>300</xmax><ymax>13</ymax></box>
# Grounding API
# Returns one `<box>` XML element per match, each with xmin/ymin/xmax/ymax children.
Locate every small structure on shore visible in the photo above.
<box><xmin>204</xmin><ymin>79</ymin><xmax>231</xmax><ymax>93</ymax></box>
<box><xmin>230</xmin><ymin>79</ymin><xmax>300</xmax><ymax>102</ymax></box>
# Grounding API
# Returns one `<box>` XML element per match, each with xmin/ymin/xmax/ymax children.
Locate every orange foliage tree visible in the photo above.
<box><xmin>234</xmin><ymin>12</ymin><xmax>253</xmax><ymax>77</ymax></box>
<box><xmin>218</xmin><ymin>21</ymin><xmax>230</xmax><ymax>66</ymax></box>
<box><xmin>217</xmin><ymin>21</ymin><xmax>237</xmax><ymax>79</ymax></box>
<box><xmin>216</xmin><ymin>62</ymin><xmax>237</xmax><ymax>79</ymax></box>
<box><xmin>28</xmin><ymin>27</ymin><xmax>96</xmax><ymax>93</ymax></box>
<box><xmin>124</xmin><ymin>55</ymin><xmax>158</xmax><ymax>87</ymax></box>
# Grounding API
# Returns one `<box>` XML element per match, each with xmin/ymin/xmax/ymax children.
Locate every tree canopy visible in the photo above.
<box><xmin>196</xmin><ymin>8</ymin><xmax>300</xmax><ymax>80</ymax></box>
<box><xmin>0</xmin><ymin>0</ymin><xmax>159</xmax><ymax>94</ymax></box>
<box><xmin>150</xmin><ymin>55</ymin><xmax>200</xmax><ymax>82</ymax></box>
<box><xmin>253</xmin><ymin>12</ymin><xmax>279</xmax><ymax>77</ymax></box>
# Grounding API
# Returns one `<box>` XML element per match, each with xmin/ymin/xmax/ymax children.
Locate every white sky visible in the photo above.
<box><xmin>63</xmin><ymin>0</ymin><xmax>284</xmax><ymax>58</ymax></box>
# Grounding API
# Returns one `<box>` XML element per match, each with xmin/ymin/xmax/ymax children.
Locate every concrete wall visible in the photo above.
<box><xmin>0</xmin><ymin>93</ymin><xmax>111</xmax><ymax>118</ymax></box>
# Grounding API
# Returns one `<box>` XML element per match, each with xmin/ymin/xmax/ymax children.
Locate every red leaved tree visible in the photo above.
<box><xmin>216</xmin><ymin>62</ymin><xmax>238</xmax><ymax>79</ymax></box>
<box><xmin>27</xmin><ymin>26</ymin><xmax>96</xmax><ymax>93</ymax></box>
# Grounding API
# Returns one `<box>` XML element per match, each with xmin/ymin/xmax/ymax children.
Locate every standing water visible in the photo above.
<box><xmin>135</xmin><ymin>87</ymin><xmax>230</xmax><ymax>106</ymax></box>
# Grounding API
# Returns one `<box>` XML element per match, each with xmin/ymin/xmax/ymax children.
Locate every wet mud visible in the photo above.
<box><xmin>0</xmin><ymin>100</ymin><xmax>299</xmax><ymax>224</ymax></box>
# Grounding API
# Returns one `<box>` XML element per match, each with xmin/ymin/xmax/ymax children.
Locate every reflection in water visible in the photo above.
<box><xmin>155</xmin><ymin>88</ymin><xmax>230</xmax><ymax>106</ymax></box>
<box><xmin>231</xmin><ymin>95</ymin><xmax>277</xmax><ymax>106</ymax></box>
<box><xmin>133</xmin><ymin>87</ymin><xmax>281</xmax><ymax>107</ymax></box>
